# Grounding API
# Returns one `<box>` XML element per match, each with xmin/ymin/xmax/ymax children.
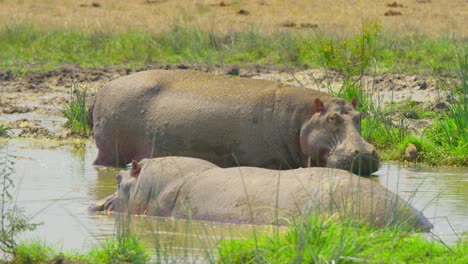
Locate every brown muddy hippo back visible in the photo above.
<box><xmin>91</xmin><ymin>70</ymin><xmax>379</xmax><ymax>174</ymax></box>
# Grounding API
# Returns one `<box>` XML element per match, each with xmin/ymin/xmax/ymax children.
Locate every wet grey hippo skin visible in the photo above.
<box><xmin>90</xmin><ymin>157</ymin><xmax>432</xmax><ymax>232</ymax></box>
<box><xmin>88</xmin><ymin>157</ymin><xmax>217</xmax><ymax>213</ymax></box>
<box><xmin>90</xmin><ymin>70</ymin><xmax>379</xmax><ymax>175</ymax></box>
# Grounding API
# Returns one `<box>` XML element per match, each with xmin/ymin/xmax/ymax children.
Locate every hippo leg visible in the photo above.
<box><xmin>93</xmin><ymin>149</ymin><xmax>115</xmax><ymax>166</ymax></box>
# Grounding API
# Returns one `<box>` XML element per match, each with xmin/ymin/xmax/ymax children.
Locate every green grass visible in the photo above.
<box><xmin>216</xmin><ymin>215</ymin><xmax>468</xmax><ymax>264</ymax></box>
<box><xmin>10</xmin><ymin>240</ymin><xmax>55</xmax><ymax>264</ymax></box>
<box><xmin>0</xmin><ymin>125</ymin><xmax>9</xmax><ymax>138</ymax></box>
<box><xmin>0</xmin><ymin>23</ymin><xmax>463</xmax><ymax>74</ymax></box>
<box><xmin>84</xmin><ymin>212</ymin><xmax>149</xmax><ymax>263</ymax></box>
<box><xmin>422</xmin><ymin>51</ymin><xmax>468</xmax><ymax>165</ymax></box>
<box><xmin>6</xmin><ymin>235</ymin><xmax>149</xmax><ymax>264</ymax></box>
<box><xmin>358</xmin><ymin>90</ymin><xmax>467</xmax><ymax>165</ymax></box>
<box><xmin>86</xmin><ymin>234</ymin><xmax>149</xmax><ymax>264</ymax></box>
<box><xmin>8</xmin><ymin>215</ymin><xmax>467</xmax><ymax>264</ymax></box>
<box><xmin>60</xmin><ymin>82</ymin><xmax>91</xmax><ymax>137</ymax></box>
<box><xmin>322</xmin><ymin>23</ymin><xmax>467</xmax><ymax>166</ymax></box>
<box><xmin>368</xmin><ymin>48</ymin><xmax>467</xmax><ymax>166</ymax></box>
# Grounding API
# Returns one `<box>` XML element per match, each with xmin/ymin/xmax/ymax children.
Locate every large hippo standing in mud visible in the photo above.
<box><xmin>90</xmin><ymin>70</ymin><xmax>379</xmax><ymax>175</ymax></box>
<box><xmin>90</xmin><ymin>157</ymin><xmax>432</xmax><ymax>232</ymax></box>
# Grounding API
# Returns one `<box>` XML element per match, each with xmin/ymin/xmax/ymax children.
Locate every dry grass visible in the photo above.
<box><xmin>0</xmin><ymin>0</ymin><xmax>466</xmax><ymax>37</ymax></box>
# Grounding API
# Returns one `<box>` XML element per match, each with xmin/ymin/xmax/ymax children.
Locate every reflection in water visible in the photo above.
<box><xmin>2</xmin><ymin>139</ymin><xmax>467</xmax><ymax>257</ymax></box>
<box><xmin>374</xmin><ymin>163</ymin><xmax>468</xmax><ymax>243</ymax></box>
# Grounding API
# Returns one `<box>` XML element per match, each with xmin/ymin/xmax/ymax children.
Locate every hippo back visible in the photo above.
<box><xmin>156</xmin><ymin>167</ymin><xmax>432</xmax><ymax>231</ymax></box>
<box><xmin>120</xmin><ymin>156</ymin><xmax>219</xmax><ymax>214</ymax></box>
<box><xmin>92</xmin><ymin>70</ymin><xmax>333</xmax><ymax>168</ymax></box>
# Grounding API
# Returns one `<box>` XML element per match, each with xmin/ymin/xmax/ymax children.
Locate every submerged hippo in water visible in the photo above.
<box><xmin>90</xmin><ymin>157</ymin><xmax>432</xmax><ymax>232</ymax></box>
<box><xmin>90</xmin><ymin>70</ymin><xmax>379</xmax><ymax>175</ymax></box>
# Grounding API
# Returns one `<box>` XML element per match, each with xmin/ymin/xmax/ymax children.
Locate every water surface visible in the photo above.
<box><xmin>375</xmin><ymin>163</ymin><xmax>468</xmax><ymax>242</ymax></box>
<box><xmin>2</xmin><ymin>139</ymin><xmax>276</xmax><ymax>260</ymax></box>
<box><xmin>2</xmin><ymin>139</ymin><xmax>467</xmax><ymax>257</ymax></box>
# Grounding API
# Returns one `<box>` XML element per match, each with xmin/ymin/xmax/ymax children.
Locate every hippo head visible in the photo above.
<box><xmin>299</xmin><ymin>98</ymin><xmax>379</xmax><ymax>175</ymax></box>
<box><xmin>88</xmin><ymin>160</ymin><xmax>141</xmax><ymax>213</ymax></box>
<box><xmin>115</xmin><ymin>160</ymin><xmax>148</xmax><ymax>214</ymax></box>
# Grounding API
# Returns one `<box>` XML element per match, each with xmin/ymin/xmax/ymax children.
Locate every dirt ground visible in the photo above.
<box><xmin>0</xmin><ymin>64</ymin><xmax>456</xmax><ymax>139</ymax></box>
<box><xmin>0</xmin><ymin>0</ymin><xmax>467</xmax><ymax>37</ymax></box>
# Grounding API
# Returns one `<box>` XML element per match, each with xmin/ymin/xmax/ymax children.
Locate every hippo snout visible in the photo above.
<box><xmin>349</xmin><ymin>150</ymin><xmax>380</xmax><ymax>175</ymax></box>
<box><xmin>326</xmin><ymin>146</ymin><xmax>380</xmax><ymax>176</ymax></box>
<box><xmin>88</xmin><ymin>193</ymin><xmax>117</xmax><ymax>213</ymax></box>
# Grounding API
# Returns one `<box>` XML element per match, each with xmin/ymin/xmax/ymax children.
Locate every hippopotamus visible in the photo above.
<box><xmin>90</xmin><ymin>69</ymin><xmax>379</xmax><ymax>175</ymax></box>
<box><xmin>89</xmin><ymin>156</ymin><xmax>218</xmax><ymax>213</ymax></box>
<box><xmin>90</xmin><ymin>157</ymin><xmax>432</xmax><ymax>232</ymax></box>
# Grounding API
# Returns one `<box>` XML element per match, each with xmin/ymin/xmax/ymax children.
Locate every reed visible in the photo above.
<box><xmin>0</xmin><ymin>146</ymin><xmax>40</xmax><ymax>260</ymax></box>
<box><xmin>216</xmin><ymin>215</ymin><xmax>468</xmax><ymax>263</ymax></box>
<box><xmin>60</xmin><ymin>82</ymin><xmax>91</xmax><ymax>137</ymax></box>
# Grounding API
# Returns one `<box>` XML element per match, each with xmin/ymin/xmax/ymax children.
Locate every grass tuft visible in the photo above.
<box><xmin>60</xmin><ymin>82</ymin><xmax>91</xmax><ymax>137</ymax></box>
<box><xmin>11</xmin><ymin>240</ymin><xmax>55</xmax><ymax>264</ymax></box>
<box><xmin>216</xmin><ymin>215</ymin><xmax>468</xmax><ymax>264</ymax></box>
<box><xmin>86</xmin><ymin>234</ymin><xmax>149</xmax><ymax>264</ymax></box>
<box><xmin>0</xmin><ymin>125</ymin><xmax>9</xmax><ymax>138</ymax></box>
<box><xmin>425</xmin><ymin>50</ymin><xmax>467</xmax><ymax>163</ymax></box>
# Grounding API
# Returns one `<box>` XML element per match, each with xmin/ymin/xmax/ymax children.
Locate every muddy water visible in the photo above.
<box><xmin>2</xmin><ymin>139</ymin><xmax>468</xmax><ymax>257</ymax></box>
<box><xmin>374</xmin><ymin>164</ymin><xmax>468</xmax><ymax>242</ymax></box>
<box><xmin>3</xmin><ymin>140</ymin><xmax>117</xmax><ymax>251</ymax></box>
<box><xmin>1</xmin><ymin>139</ymin><xmax>276</xmax><ymax>259</ymax></box>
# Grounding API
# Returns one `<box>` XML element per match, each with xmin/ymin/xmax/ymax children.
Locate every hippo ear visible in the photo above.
<box><xmin>351</xmin><ymin>97</ymin><xmax>358</xmax><ymax>109</ymax></box>
<box><xmin>314</xmin><ymin>98</ymin><xmax>324</xmax><ymax>114</ymax></box>
<box><xmin>130</xmin><ymin>160</ymin><xmax>141</xmax><ymax>178</ymax></box>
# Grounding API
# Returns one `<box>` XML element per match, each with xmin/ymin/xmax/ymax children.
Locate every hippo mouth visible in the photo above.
<box><xmin>349</xmin><ymin>152</ymin><xmax>380</xmax><ymax>175</ymax></box>
<box><xmin>321</xmin><ymin>145</ymin><xmax>380</xmax><ymax>176</ymax></box>
<box><xmin>88</xmin><ymin>193</ymin><xmax>117</xmax><ymax>213</ymax></box>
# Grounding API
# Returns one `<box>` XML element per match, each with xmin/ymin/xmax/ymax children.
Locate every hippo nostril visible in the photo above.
<box><xmin>372</xmin><ymin>150</ymin><xmax>377</xmax><ymax>156</ymax></box>
<box><xmin>354</xmin><ymin>150</ymin><xmax>360</xmax><ymax>154</ymax></box>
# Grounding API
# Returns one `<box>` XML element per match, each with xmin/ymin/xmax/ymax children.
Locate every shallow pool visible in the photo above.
<box><xmin>2</xmin><ymin>139</ymin><xmax>467</xmax><ymax>258</ymax></box>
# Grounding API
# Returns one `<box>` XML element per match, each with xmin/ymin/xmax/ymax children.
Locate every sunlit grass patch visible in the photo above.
<box><xmin>392</xmin><ymin>47</ymin><xmax>467</xmax><ymax>165</ymax></box>
<box><xmin>216</xmin><ymin>215</ymin><xmax>468</xmax><ymax>264</ymax></box>
<box><xmin>0</xmin><ymin>23</ymin><xmax>463</xmax><ymax>75</ymax></box>
<box><xmin>86</xmin><ymin>234</ymin><xmax>149</xmax><ymax>264</ymax></box>
<box><xmin>10</xmin><ymin>240</ymin><xmax>55</xmax><ymax>264</ymax></box>
<box><xmin>0</xmin><ymin>124</ymin><xmax>9</xmax><ymax>137</ymax></box>
<box><xmin>322</xmin><ymin>22</ymin><xmax>467</xmax><ymax>166</ymax></box>
<box><xmin>60</xmin><ymin>82</ymin><xmax>91</xmax><ymax>137</ymax></box>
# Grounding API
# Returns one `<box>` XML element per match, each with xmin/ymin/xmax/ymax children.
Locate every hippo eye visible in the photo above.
<box><xmin>353</xmin><ymin>114</ymin><xmax>361</xmax><ymax>124</ymax></box>
<box><xmin>328</xmin><ymin>114</ymin><xmax>342</xmax><ymax>124</ymax></box>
